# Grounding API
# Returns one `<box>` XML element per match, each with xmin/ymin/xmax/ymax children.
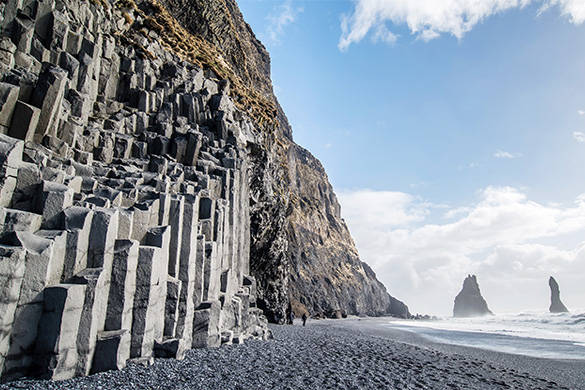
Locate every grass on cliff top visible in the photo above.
<box><xmin>115</xmin><ymin>0</ymin><xmax>277</xmax><ymax>128</ymax></box>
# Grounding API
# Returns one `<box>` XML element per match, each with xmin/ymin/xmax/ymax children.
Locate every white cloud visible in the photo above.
<box><xmin>578</xmin><ymin>109</ymin><xmax>585</xmax><ymax>116</ymax></box>
<box><xmin>410</xmin><ymin>181</ymin><xmax>430</xmax><ymax>189</ymax></box>
<box><xmin>548</xmin><ymin>0</ymin><xmax>585</xmax><ymax>23</ymax></box>
<box><xmin>574</xmin><ymin>131</ymin><xmax>585</xmax><ymax>143</ymax></box>
<box><xmin>338</xmin><ymin>186</ymin><xmax>585</xmax><ymax>315</ymax></box>
<box><xmin>339</xmin><ymin>0</ymin><xmax>585</xmax><ymax>50</ymax></box>
<box><xmin>324</xmin><ymin>143</ymin><xmax>332</xmax><ymax>149</ymax></box>
<box><xmin>494</xmin><ymin>150</ymin><xmax>520</xmax><ymax>159</ymax></box>
<box><xmin>267</xmin><ymin>1</ymin><xmax>303</xmax><ymax>45</ymax></box>
<box><xmin>372</xmin><ymin>24</ymin><xmax>398</xmax><ymax>45</ymax></box>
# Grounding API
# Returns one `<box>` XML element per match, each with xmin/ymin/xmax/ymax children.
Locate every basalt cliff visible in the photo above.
<box><xmin>0</xmin><ymin>0</ymin><xmax>408</xmax><ymax>381</ymax></box>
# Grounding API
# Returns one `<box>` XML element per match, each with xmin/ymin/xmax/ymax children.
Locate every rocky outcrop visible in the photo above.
<box><xmin>0</xmin><ymin>0</ymin><xmax>272</xmax><ymax>381</ymax></box>
<box><xmin>159</xmin><ymin>0</ymin><xmax>409</xmax><ymax>322</ymax></box>
<box><xmin>549</xmin><ymin>276</ymin><xmax>569</xmax><ymax>313</ymax></box>
<box><xmin>286</xmin><ymin>145</ymin><xmax>410</xmax><ymax>318</ymax></box>
<box><xmin>453</xmin><ymin>275</ymin><xmax>493</xmax><ymax>317</ymax></box>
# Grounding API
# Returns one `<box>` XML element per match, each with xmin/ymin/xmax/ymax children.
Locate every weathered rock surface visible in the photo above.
<box><xmin>453</xmin><ymin>275</ymin><xmax>493</xmax><ymax>318</ymax></box>
<box><xmin>0</xmin><ymin>0</ymin><xmax>271</xmax><ymax>381</ymax></box>
<box><xmin>549</xmin><ymin>276</ymin><xmax>569</xmax><ymax>313</ymax></box>
<box><xmin>159</xmin><ymin>0</ymin><xmax>409</xmax><ymax>322</ymax></box>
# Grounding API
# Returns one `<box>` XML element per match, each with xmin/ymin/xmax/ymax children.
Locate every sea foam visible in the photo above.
<box><xmin>387</xmin><ymin>311</ymin><xmax>585</xmax><ymax>360</ymax></box>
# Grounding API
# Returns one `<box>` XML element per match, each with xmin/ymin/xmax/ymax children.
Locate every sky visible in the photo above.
<box><xmin>237</xmin><ymin>0</ymin><xmax>585</xmax><ymax>316</ymax></box>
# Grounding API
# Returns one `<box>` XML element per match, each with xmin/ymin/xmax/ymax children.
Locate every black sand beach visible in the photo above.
<box><xmin>1</xmin><ymin>318</ymin><xmax>583</xmax><ymax>390</ymax></box>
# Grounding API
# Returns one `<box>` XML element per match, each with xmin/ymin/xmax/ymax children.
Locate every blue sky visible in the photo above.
<box><xmin>237</xmin><ymin>0</ymin><xmax>585</xmax><ymax>316</ymax></box>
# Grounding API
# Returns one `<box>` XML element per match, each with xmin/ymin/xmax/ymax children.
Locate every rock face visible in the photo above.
<box><xmin>453</xmin><ymin>275</ymin><xmax>493</xmax><ymax>318</ymax></box>
<box><xmin>0</xmin><ymin>0</ymin><xmax>408</xmax><ymax>381</ymax></box>
<box><xmin>0</xmin><ymin>0</ymin><xmax>273</xmax><ymax>381</ymax></box>
<box><xmin>158</xmin><ymin>0</ymin><xmax>409</xmax><ymax>322</ymax></box>
<box><xmin>549</xmin><ymin>276</ymin><xmax>569</xmax><ymax>313</ymax></box>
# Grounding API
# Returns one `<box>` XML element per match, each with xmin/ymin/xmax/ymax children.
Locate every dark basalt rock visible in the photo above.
<box><xmin>549</xmin><ymin>276</ymin><xmax>569</xmax><ymax>313</ymax></box>
<box><xmin>453</xmin><ymin>275</ymin><xmax>493</xmax><ymax>317</ymax></box>
<box><xmin>160</xmin><ymin>0</ymin><xmax>409</xmax><ymax>321</ymax></box>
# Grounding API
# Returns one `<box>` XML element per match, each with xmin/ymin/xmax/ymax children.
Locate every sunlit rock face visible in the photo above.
<box><xmin>160</xmin><ymin>0</ymin><xmax>409</xmax><ymax>322</ymax></box>
<box><xmin>453</xmin><ymin>275</ymin><xmax>493</xmax><ymax>318</ymax></box>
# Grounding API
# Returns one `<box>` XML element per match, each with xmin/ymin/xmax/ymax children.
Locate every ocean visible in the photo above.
<box><xmin>385</xmin><ymin>311</ymin><xmax>585</xmax><ymax>360</ymax></box>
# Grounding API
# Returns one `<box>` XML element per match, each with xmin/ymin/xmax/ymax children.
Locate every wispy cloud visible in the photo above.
<box><xmin>574</xmin><ymin>131</ymin><xmax>585</xmax><ymax>143</ymax></box>
<box><xmin>339</xmin><ymin>0</ymin><xmax>585</xmax><ymax>50</ymax></box>
<box><xmin>579</xmin><ymin>109</ymin><xmax>585</xmax><ymax>116</ymax></box>
<box><xmin>267</xmin><ymin>1</ymin><xmax>303</xmax><ymax>45</ymax></box>
<box><xmin>338</xmin><ymin>186</ymin><xmax>585</xmax><ymax>314</ymax></box>
<box><xmin>494</xmin><ymin>150</ymin><xmax>521</xmax><ymax>159</ymax></box>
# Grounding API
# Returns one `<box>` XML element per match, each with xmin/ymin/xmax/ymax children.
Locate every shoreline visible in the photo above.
<box><xmin>329</xmin><ymin>317</ymin><xmax>585</xmax><ymax>389</ymax></box>
<box><xmin>0</xmin><ymin>317</ymin><xmax>582</xmax><ymax>389</ymax></box>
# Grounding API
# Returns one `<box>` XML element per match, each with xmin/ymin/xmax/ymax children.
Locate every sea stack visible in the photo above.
<box><xmin>453</xmin><ymin>275</ymin><xmax>493</xmax><ymax>317</ymax></box>
<box><xmin>549</xmin><ymin>276</ymin><xmax>569</xmax><ymax>313</ymax></box>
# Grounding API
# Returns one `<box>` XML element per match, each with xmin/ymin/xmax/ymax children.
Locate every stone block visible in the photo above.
<box><xmin>0</xmin><ymin>82</ymin><xmax>19</xmax><ymax>129</ymax></box>
<box><xmin>174</xmin><ymin>195</ymin><xmax>199</xmax><ymax>347</ymax></box>
<box><xmin>145</xmin><ymin>226</ymin><xmax>170</xmax><ymax>341</ymax></box>
<box><xmin>88</xmin><ymin>208</ymin><xmax>119</xmax><ymax>272</ymax></box>
<box><xmin>8</xmin><ymin>101</ymin><xmax>40</xmax><ymax>142</ymax></box>
<box><xmin>193</xmin><ymin>235</ymin><xmax>206</xmax><ymax>308</ymax></box>
<box><xmin>13</xmin><ymin>15</ymin><xmax>35</xmax><ymax>54</ymax></box>
<box><xmin>90</xmin><ymin>330</ymin><xmax>130</xmax><ymax>374</ymax></box>
<box><xmin>33</xmin><ymin>284</ymin><xmax>86</xmax><ymax>381</ymax></box>
<box><xmin>34</xmin><ymin>0</ymin><xmax>56</xmax><ymax>45</ymax></box>
<box><xmin>105</xmin><ymin>240</ymin><xmax>138</xmax><ymax>333</ymax></box>
<box><xmin>114</xmin><ymin>134</ymin><xmax>133</xmax><ymax>159</ymax></box>
<box><xmin>66</xmin><ymin>31</ymin><xmax>82</xmax><ymax>56</ymax></box>
<box><xmin>184</xmin><ymin>131</ymin><xmax>202</xmax><ymax>166</ymax></box>
<box><xmin>35</xmin><ymin>230</ymin><xmax>68</xmax><ymax>285</ymax></box>
<box><xmin>2</xmin><ymin>231</ymin><xmax>59</xmax><ymax>380</ymax></box>
<box><xmin>130</xmin><ymin>199</ymin><xmax>159</xmax><ymax>244</ymax></box>
<box><xmin>70</xmin><ymin>268</ymin><xmax>109</xmax><ymax>377</ymax></box>
<box><xmin>0</xmin><ymin>209</ymin><xmax>42</xmax><ymax>237</ymax></box>
<box><xmin>38</xmin><ymin>181</ymin><xmax>74</xmax><ymax>229</ymax></box>
<box><xmin>167</xmin><ymin>196</ymin><xmax>184</xmax><ymax>277</ymax></box>
<box><xmin>163</xmin><ymin>277</ymin><xmax>181</xmax><ymax>338</ymax></box>
<box><xmin>192</xmin><ymin>300</ymin><xmax>221</xmax><ymax>348</ymax></box>
<box><xmin>203</xmin><ymin>242</ymin><xmax>221</xmax><ymax>302</ymax></box>
<box><xmin>62</xmin><ymin>207</ymin><xmax>93</xmax><ymax>281</ymax></box>
<box><xmin>0</xmin><ymin>246</ymin><xmax>26</xmax><ymax>377</ymax></box>
<box><xmin>48</xmin><ymin>10</ymin><xmax>70</xmax><ymax>62</ymax></box>
<box><xmin>30</xmin><ymin>64</ymin><xmax>68</xmax><ymax>142</ymax></box>
<box><xmin>116</xmin><ymin>209</ymin><xmax>134</xmax><ymax>239</ymax></box>
<box><xmin>153</xmin><ymin>338</ymin><xmax>185</xmax><ymax>360</ymax></box>
<box><xmin>130</xmin><ymin>246</ymin><xmax>163</xmax><ymax>359</ymax></box>
<box><xmin>2</xmin><ymin>301</ymin><xmax>43</xmax><ymax>381</ymax></box>
<box><xmin>0</xmin><ymin>39</ymin><xmax>15</xmax><ymax>75</ymax></box>
<box><xmin>67</xmin><ymin>89</ymin><xmax>91</xmax><ymax>125</ymax></box>
<box><xmin>59</xmin><ymin>51</ymin><xmax>80</xmax><ymax>82</ymax></box>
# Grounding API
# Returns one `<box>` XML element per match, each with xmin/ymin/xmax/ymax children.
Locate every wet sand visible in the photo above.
<box><xmin>1</xmin><ymin>317</ymin><xmax>583</xmax><ymax>389</ymax></box>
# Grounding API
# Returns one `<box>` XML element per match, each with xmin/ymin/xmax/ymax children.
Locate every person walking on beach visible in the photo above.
<box><xmin>302</xmin><ymin>313</ymin><xmax>307</xmax><ymax>326</ymax></box>
<box><xmin>288</xmin><ymin>310</ymin><xmax>295</xmax><ymax>325</ymax></box>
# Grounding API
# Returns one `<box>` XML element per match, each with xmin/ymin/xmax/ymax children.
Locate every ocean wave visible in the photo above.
<box><xmin>390</xmin><ymin>311</ymin><xmax>585</xmax><ymax>344</ymax></box>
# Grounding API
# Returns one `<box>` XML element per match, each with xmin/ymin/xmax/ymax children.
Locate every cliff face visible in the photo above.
<box><xmin>158</xmin><ymin>0</ymin><xmax>409</xmax><ymax>322</ymax></box>
<box><xmin>453</xmin><ymin>275</ymin><xmax>493</xmax><ymax>317</ymax></box>
<box><xmin>287</xmin><ymin>145</ymin><xmax>409</xmax><ymax>317</ymax></box>
<box><xmin>0</xmin><ymin>0</ymin><xmax>275</xmax><ymax>381</ymax></box>
<box><xmin>0</xmin><ymin>0</ymin><xmax>410</xmax><ymax>381</ymax></box>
